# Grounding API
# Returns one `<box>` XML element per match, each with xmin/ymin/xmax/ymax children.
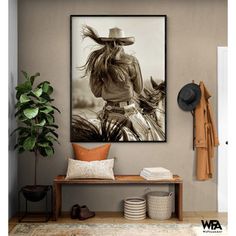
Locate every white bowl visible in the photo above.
<box><xmin>124</xmin><ymin>202</ymin><xmax>146</xmax><ymax>207</ymax></box>
<box><xmin>124</xmin><ymin>197</ymin><xmax>146</xmax><ymax>205</ymax></box>
<box><xmin>125</xmin><ymin>205</ymin><xmax>146</xmax><ymax>211</ymax></box>
<box><xmin>124</xmin><ymin>209</ymin><xmax>146</xmax><ymax>215</ymax></box>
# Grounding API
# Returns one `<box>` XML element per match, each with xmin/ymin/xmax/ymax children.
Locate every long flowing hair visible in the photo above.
<box><xmin>81</xmin><ymin>25</ymin><xmax>135</xmax><ymax>84</ymax></box>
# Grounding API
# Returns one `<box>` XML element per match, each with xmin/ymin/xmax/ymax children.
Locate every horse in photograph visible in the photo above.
<box><xmin>136</xmin><ymin>77</ymin><xmax>165</xmax><ymax>139</ymax></box>
<box><xmin>71</xmin><ymin>77</ymin><xmax>165</xmax><ymax>142</ymax></box>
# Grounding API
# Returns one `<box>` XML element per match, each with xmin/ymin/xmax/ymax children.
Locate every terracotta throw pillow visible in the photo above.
<box><xmin>72</xmin><ymin>143</ymin><xmax>111</xmax><ymax>161</ymax></box>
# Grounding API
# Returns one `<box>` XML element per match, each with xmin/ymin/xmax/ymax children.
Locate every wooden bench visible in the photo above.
<box><xmin>53</xmin><ymin>175</ymin><xmax>183</xmax><ymax>221</ymax></box>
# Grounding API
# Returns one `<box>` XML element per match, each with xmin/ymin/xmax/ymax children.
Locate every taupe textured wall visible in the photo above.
<box><xmin>18</xmin><ymin>0</ymin><xmax>227</xmax><ymax>211</ymax></box>
<box><xmin>9</xmin><ymin>0</ymin><xmax>18</xmax><ymax>218</ymax></box>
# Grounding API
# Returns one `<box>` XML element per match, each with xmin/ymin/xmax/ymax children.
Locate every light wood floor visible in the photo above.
<box><xmin>9</xmin><ymin>211</ymin><xmax>227</xmax><ymax>233</ymax></box>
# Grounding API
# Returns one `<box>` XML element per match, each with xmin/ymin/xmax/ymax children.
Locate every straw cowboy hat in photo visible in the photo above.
<box><xmin>177</xmin><ymin>83</ymin><xmax>201</xmax><ymax>111</ymax></box>
<box><xmin>99</xmin><ymin>27</ymin><xmax>135</xmax><ymax>46</ymax></box>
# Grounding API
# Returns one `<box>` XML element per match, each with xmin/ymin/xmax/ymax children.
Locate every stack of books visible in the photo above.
<box><xmin>140</xmin><ymin>167</ymin><xmax>173</xmax><ymax>180</ymax></box>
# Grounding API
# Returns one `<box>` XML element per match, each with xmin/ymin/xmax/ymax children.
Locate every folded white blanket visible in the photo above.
<box><xmin>143</xmin><ymin>167</ymin><xmax>171</xmax><ymax>174</ymax></box>
<box><xmin>140</xmin><ymin>170</ymin><xmax>173</xmax><ymax>180</ymax></box>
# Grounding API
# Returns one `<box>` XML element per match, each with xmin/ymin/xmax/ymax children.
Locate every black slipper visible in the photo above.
<box><xmin>70</xmin><ymin>204</ymin><xmax>80</xmax><ymax>219</ymax></box>
<box><xmin>78</xmin><ymin>205</ymin><xmax>95</xmax><ymax>220</ymax></box>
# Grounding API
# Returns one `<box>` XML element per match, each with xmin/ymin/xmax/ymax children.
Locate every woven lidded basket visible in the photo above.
<box><xmin>147</xmin><ymin>191</ymin><xmax>173</xmax><ymax>220</ymax></box>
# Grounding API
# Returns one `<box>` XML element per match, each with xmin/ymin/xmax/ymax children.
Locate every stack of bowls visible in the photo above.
<box><xmin>124</xmin><ymin>197</ymin><xmax>146</xmax><ymax>220</ymax></box>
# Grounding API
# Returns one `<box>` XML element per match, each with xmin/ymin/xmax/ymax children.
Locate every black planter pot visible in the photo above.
<box><xmin>22</xmin><ymin>185</ymin><xmax>49</xmax><ymax>202</ymax></box>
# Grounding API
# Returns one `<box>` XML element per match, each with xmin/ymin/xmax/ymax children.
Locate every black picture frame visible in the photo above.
<box><xmin>70</xmin><ymin>15</ymin><xmax>167</xmax><ymax>142</ymax></box>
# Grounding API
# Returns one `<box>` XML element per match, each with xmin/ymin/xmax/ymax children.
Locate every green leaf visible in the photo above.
<box><xmin>23</xmin><ymin>107</ymin><xmax>39</xmax><ymax>119</ymax></box>
<box><xmin>52</xmin><ymin>106</ymin><xmax>60</xmax><ymax>113</ymax></box>
<box><xmin>40</xmin><ymin>93</ymin><xmax>53</xmax><ymax>102</ymax></box>
<box><xmin>47</xmin><ymin>86</ymin><xmax>53</xmax><ymax>95</ymax></box>
<box><xmin>45</xmin><ymin>146</ymin><xmax>53</xmax><ymax>156</ymax></box>
<box><xmin>46</xmin><ymin>135</ymin><xmax>56</xmax><ymax>142</ymax></box>
<box><xmin>18</xmin><ymin>137</ymin><xmax>27</xmax><ymax>145</ymax></box>
<box><xmin>20</xmin><ymin>94</ymin><xmax>30</xmax><ymax>103</ymax></box>
<box><xmin>15</xmin><ymin>101</ymin><xmax>21</xmax><ymax>108</ymax></box>
<box><xmin>46</xmin><ymin>124</ymin><xmax>59</xmax><ymax>129</ymax></box>
<box><xmin>46</xmin><ymin>114</ymin><xmax>54</xmax><ymax>124</ymax></box>
<box><xmin>10</xmin><ymin>127</ymin><xmax>23</xmax><ymax>136</ymax></box>
<box><xmin>37</xmin><ymin>81</ymin><xmax>47</xmax><ymax>87</ymax></box>
<box><xmin>38</xmin><ymin>97</ymin><xmax>48</xmax><ymax>104</ymax></box>
<box><xmin>42</xmin><ymin>82</ymin><xmax>49</xmax><ymax>93</ymax></box>
<box><xmin>18</xmin><ymin>114</ymin><xmax>28</xmax><ymax>122</ymax></box>
<box><xmin>23</xmin><ymin>136</ymin><xmax>36</xmax><ymax>151</ymax></box>
<box><xmin>46</xmin><ymin>129</ymin><xmax>58</xmax><ymax>138</ymax></box>
<box><xmin>15</xmin><ymin>102</ymin><xmax>31</xmax><ymax>117</ymax></box>
<box><xmin>10</xmin><ymin>127</ymin><xmax>30</xmax><ymax>136</ymax></box>
<box><xmin>21</xmin><ymin>70</ymin><xmax>28</xmax><ymax>79</ymax></box>
<box><xmin>30</xmin><ymin>72</ymin><xmax>40</xmax><ymax>85</ymax></box>
<box><xmin>50</xmin><ymin>130</ymin><xmax>58</xmax><ymax>138</ymax></box>
<box><xmin>15</xmin><ymin>81</ymin><xmax>31</xmax><ymax>91</ymax></box>
<box><xmin>33</xmin><ymin>88</ymin><xmax>43</xmax><ymax>97</ymax></box>
<box><xmin>15</xmin><ymin>81</ymin><xmax>32</xmax><ymax>99</ymax></box>
<box><xmin>35</xmin><ymin>119</ymin><xmax>46</xmax><ymax>127</ymax></box>
<box><xmin>38</xmin><ymin>142</ymin><xmax>49</xmax><ymax>147</ymax></box>
<box><xmin>46</xmin><ymin>135</ymin><xmax>60</xmax><ymax>144</ymax></box>
<box><xmin>19</xmin><ymin>132</ymin><xmax>30</xmax><ymax>138</ymax></box>
<box><xmin>30</xmin><ymin>126</ymin><xmax>38</xmax><ymax>136</ymax></box>
<box><xmin>40</xmin><ymin>106</ymin><xmax>53</xmax><ymax>114</ymax></box>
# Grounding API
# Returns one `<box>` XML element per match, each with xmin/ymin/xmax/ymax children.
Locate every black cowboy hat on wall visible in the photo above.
<box><xmin>177</xmin><ymin>82</ymin><xmax>201</xmax><ymax>150</ymax></box>
<box><xmin>177</xmin><ymin>83</ymin><xmax>201</xmax><ymax>111</ymax></box>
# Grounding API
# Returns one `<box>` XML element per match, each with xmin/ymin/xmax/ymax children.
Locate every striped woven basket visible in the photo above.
<box><xmin>124</xmin><ymin>197</ymin><xmax>146</xmax><ymax>220</ymax></box>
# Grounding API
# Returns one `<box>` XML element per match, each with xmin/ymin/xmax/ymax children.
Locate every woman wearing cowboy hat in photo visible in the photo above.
<box><xmin>81</xmin><ymin>25</ymin><xmax>162</xmax><ymax>141</ymax></box>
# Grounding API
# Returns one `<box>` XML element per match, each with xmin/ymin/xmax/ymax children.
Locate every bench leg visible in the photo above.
<box><xmin>175</xmin><ymin>183</ymin><xmax>183</xmax><ymax>221</ymax></box>
<box><xmin>53</xmin><ymin>183</ymin><xmax>61</xmax><ymax>221</ymax></box>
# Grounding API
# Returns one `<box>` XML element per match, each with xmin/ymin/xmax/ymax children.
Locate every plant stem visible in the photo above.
<box><xmin>34</xmin><ymin>149</ymin><xmax>38</xmax><ymax>186</ymax></box>
<box><xmin>34</xmin><ymin>116</ymin><xmax>39</xmax><ymax>186</ymax></box>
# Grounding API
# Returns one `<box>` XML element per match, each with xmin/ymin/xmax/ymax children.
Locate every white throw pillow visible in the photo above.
<box><xmin>65</xmin><ymin>158</ymin><xmax>115</xmax><ymax>180</ymax></box>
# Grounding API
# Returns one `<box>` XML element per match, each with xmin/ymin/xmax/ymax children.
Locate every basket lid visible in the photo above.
<box><xmin>147</xmin><ymin>191</ymin><xmax>170</xmax><ymax>197</ymax></box>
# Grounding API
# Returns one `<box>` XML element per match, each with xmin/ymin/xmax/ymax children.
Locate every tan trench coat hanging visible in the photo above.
<box><xmin>195</xmin><ymin>81</ymin><xmax>219</xmax><ymax>180</ymax></box>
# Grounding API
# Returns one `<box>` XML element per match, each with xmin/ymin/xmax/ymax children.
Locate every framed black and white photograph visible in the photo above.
<box><xmin>70</xmin><ymin>15</ymin><xmax>167</xmax><ymax>142</ymax></box>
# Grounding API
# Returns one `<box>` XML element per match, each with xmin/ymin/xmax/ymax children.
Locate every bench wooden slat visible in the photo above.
<box><xmin>54</xmin><ymin>175</ymin><xmax>182</xmax><ymax>184</ymax></box>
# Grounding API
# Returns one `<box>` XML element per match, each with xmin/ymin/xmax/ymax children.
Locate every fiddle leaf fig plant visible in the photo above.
<box><xmin>11</xmin><ymin>71</ymin><xmax>60</xmax><ymax>185</ymax></box>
